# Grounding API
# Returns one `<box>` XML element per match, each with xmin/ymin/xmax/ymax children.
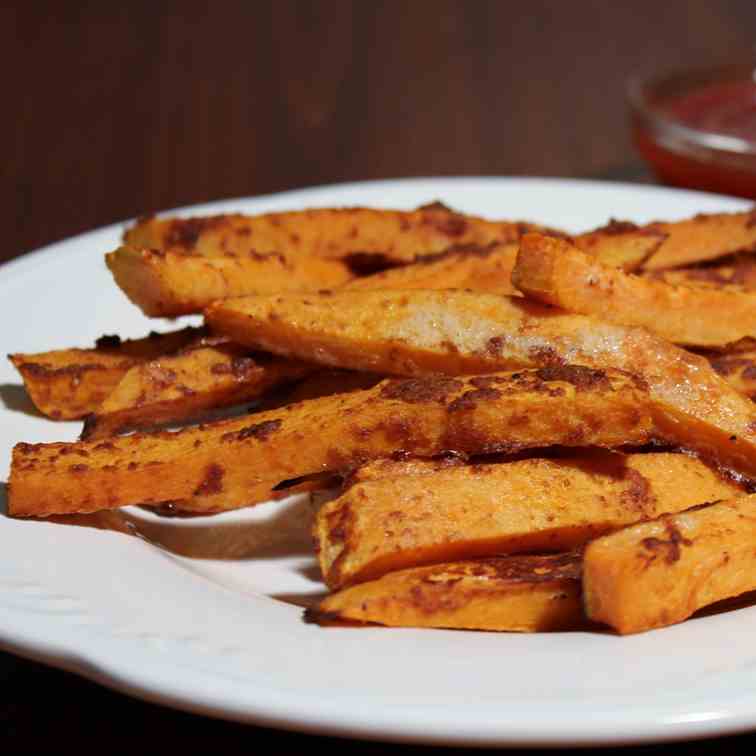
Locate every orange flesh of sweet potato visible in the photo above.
<box><xmin>641</xmin><ymin>211</ymin><xmax>756</xmax><ymax>271</ymax></box>
<box><xmin>8</xmin><ymin>367</ymin><xmax>654</xmax><ymax>517</ymax></box>
<box><xmin>343</xmin><ymin>242</ymin><xmax>520</xmax><ymax>295</ymax></box>
<box><xmin>315</xmin><ymin>451</ymin><xmax>744</xmax><ymax>589</ymax></box>
<box><xmin>572</xmin><ymin>221</ymin><xmax>666</xmax><ymax>272</ymax></box>
<box><xmin>123</xmin><ymin>205</ymin><xmax>541</xmax><ymax>261</ymax></box>
<box><xmin>204</xmin><ymin>289</ymin><xmax>756</xmax><ymax>477</ymax></box>
<box><xmin>583</xmin><ymin>494</ymin><xmax>756</xmax><ymax>634</ymax></box>
<box><xmin>8</xmin><ymin>327</ymin><xmax>202</xmax><ymax>419</ymax></box>
<box><xmin>115</xmin><ymin>206</ymin><xmax>550</xmax><ymax>316</ymax></box>
<box><xmin>643</xmin><ymin>252</ymin><xmax>756</xmax><ymax>292</ymax></box>
<box><xmin>513</xmin><ymin>233</ymin><xmax>756</xmax><ymax>348</ymax></box>
<box><xmin>105</xmin><ymin>245</ymin><xmax>355</xmax><ymax>317</ymax></box>
<box><xmin>80</xmin><ymin>345</ymin><xmax>312</xmax><ymax>440</ymax></box>
<box><xmin>309</xmin><ymin>552</ymin><xmax>584</xmax><ymax>632</ymax></box>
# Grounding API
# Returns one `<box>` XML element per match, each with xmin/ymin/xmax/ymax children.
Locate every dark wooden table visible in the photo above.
<box><xmin>4</xmin><ymin>1</ymin><xmax>756</xmax><ymax>751</ymax></box>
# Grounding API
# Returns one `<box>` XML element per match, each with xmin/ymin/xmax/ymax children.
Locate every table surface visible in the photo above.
<box><xmin>4</xmin><ymin>1</ymin><xmax>756</xmax><ymax>751</ymax></box>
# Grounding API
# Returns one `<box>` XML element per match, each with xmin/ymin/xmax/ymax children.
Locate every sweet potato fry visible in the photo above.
<box><xmin>115</xmin><ymin>205</ymin><xmax>551</xmax><ymax>315</ymax></box>
<box><xmin>583</xmin><ymin>494</ymin><xmax>756</xmax><ymax>634</ymax></box>
<box><xmin>344</xmin><ymin>242</ymin><xmax>520</xmax><ymax>295</ymax></box>
<box><xmin>307</xmin><ymin>552</ymin><xmax>584</xmax><ymax>632</ymax></box>
<box><xmin>641</xmin><ymin>210</ymin><xmax>756</xmax><ymax>271</ymax></box>
<box><xmin>315</xmin><ymin>451</ymin><xmax>744</xmax><ymax>589</ymax></box>
<box><xmin>512</xmin><ymin>233</ymin><xmax>756</xmax><ymax>348</ymax></box>
<box><xmin>124</xmin><ymin>204</ymin><xmax>541</xmax><ymax>261</ymax></box>
<box><xmin>106</xmin><ymin>245</ymin><xmax>355</xmax><ymax>317</ymax></box>
<box><xmin>9</xmin><ymin>367</ymin><xmax>654</xmax><ymax>517</ymax></box>
<box><xmin>572</xmin><ymin>220</ymin><xmax>666</xmax><ymax>272</ymax></box>
<box><xmin>8</xmin><ymin>327</ymin><xmax>201</xmax><ymax>419</ymax></box>
<box><xmin>80</xmin><ymin>344</ymin><xmax>311</xmax><ymax>440</ymax></box>
<box><xmin>204</xmin><ymin>289</ymin><xmax>756</xmax><ymax>476</ymax></box>
<box><xmin>643</xmin><ymin>252</ymin><xmax>756</xmax><ymax>292</ymax></box>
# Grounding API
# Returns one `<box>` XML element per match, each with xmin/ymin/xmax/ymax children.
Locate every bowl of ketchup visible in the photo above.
<box><xmin>629</xmin><ymin>61</ymin><xmax>756</xmax><ymax>199</ymax></box>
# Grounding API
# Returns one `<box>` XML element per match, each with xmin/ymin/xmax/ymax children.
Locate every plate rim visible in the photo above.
<box><xmin>2</xmin><ymin>176</ymin><xmax>755</xmax><ymax>748</ymax></box>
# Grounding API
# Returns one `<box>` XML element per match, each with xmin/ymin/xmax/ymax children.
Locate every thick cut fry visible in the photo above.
<box><xmin>513</xmin><ymin>233</ymin><xmax>756</xmax><ymax>348</ymax></box>
<box><xmin>572</xmin><ymin>220</ymin><xmax>666</xmax><ymax>272</ymax></box>
<box><xmin>124</xmin><ymin>205</ymin><xmax>540</xmax><ymax>261</ymax></box>
<box><xmin>80</xmin><ymin>345</ymin><xmax>311</xmax><ymax>440</ymax></box>
<box><xmin>641</xmin><ymin>211</ymin><xmax>756</xmax><ymax>271</ymax></box>
<box><xmin>306</xmin><ymin>229</ymin><xmax>658</xmax><ymax>297</ymax></box>
<box><xmin>315</xmin><ymin>452</ymin><xmax>744</xmax><ymax>589</ymax></box>
<box><xmin>115</xmin><ymin>205</ymin><xmax>550</xmax><ymax>316</ymax></box>
<box><xmin>9</xmin><ymin>367</ymin><xmax>655</xmax><ymax>517</ymax></box>
<box><xmin>308</xmin><ymin>553</ymin><xmax>584</xmax><ymax>632</ymax></box>
<box><xmin>205</xmin><ymin>289</ymin><xmax>756</xmax><ymax>476</ymax></box>
<box><xmin>583</xmin><ymin>494</ymin><xmax>756</xmax><ymax>634</ymax></box>
<box><xmin>644</xmin><ymin>252</ymin><xmax>756</xmax><ymax>292</ymax></box>
<box><xmin>704</xmin><ymin>349</ymin><xmax>756</xmax><ymax>398</ymax></box>
<box><xmin>344</xmin><ymin>242</ymin><xmax>520</xmax><ymax>294</ymax></box>
<box><xmin>106</xmin><ymin>245</ymin><xmax>355</xmax><ymax>317</ymax></box>
<box><xmin>8</xmin><ymin>328</ymin><xmax>202</xmax><ymax>419</ymax></box>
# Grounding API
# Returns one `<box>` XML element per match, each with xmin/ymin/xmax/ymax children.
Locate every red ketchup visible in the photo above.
<box><xmin>634</xmin><ymin>80</ymin><xmax>756</xmax><ymax>199</ymax></box>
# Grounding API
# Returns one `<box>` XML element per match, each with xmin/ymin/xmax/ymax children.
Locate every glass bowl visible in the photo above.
<box><xmin>629</xmin><ymin>60</ymin><xmax>756</xmax><ymax>199</ymax></box>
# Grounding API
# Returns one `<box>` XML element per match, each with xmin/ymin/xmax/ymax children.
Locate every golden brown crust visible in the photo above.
<box><xmin>115</xmin><ymin>206</ymin><xmax>550</xmax><ymax>316</ymax></box>
<box><xmin>643</xmin><ymin>252</ymin><xmax>756</xmax><ymax>292</ymax></box>
<box><xmin>641</xmin><ymin>211</ymin><xmax>756</xmax><ymax>271</ymax></box>
<box><xmin>105</xmin><ymin>245</ymin><xmax>355</xmax><ymax>317</ymax></box>
<box><xmin>124</xmin><ymin>205</ymin><xmax>541</xmax><ymax>261</ymax></box>
<box><xmin>315</xmin><ymin>451</ymin><xmax>744</xmax><ymax>589</ymax></box>
<box><xmin>513</xmin><ymin>233</ymin><xmax>756</xmax><ymax>348</ymax></box>
<box><xmin>344</xmin><ymin>242</ymin><xmax>520</xmax><ymax>294</ymax></box>
<box><xmin>80</xmin><ymin>345</ymin><xmax>312</xmax><ymax>439</ymax></box>
<box><xmin>309</xmin><ymin>552</ymin><xmax>585</xmax><ymax>632</ymax></box>
<box><xmin>572</xmin><ymin>220</ymin><xmax>666</xmax><ymax>272</ymax></box>
<box><xmin>8</xmin><ymin>327</ymin><xmax>202</xmax><ymax>419</ymax></box>
<box><xmin>8</xmin><ymin>368</ymin><xmax>654</xmax><ymax>517</ymax></box>
<box><xmin>204</xmin><ymin>288</ymin><xmax>756</xmax><ymax>477</ymax></box>
<box><xmin>583</xmin><ymin>494</ymin><xmax>756</xmax><ymax>634</ymax></box>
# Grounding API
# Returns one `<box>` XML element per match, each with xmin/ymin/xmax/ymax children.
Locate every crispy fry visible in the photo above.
<box><xmin>316</xmin><ymin>451</ymin><xmax>744</xmax><ymax>589</ymax></box>
<box><xmin>106</xmin><ymin>245</ymin><xmax>355</xmax><ymax>317</ymax></box>
<box><xmin>344</xmin><ymin>242</ymin><xmax>520</xmax><ymax>294</ymax></box>
<box><xmin>583</xmin><ymin>494</ymin><xmax>756</xmax><ymax>634</ymax></box>
<box><xmin>641</xmin><ymin>211</ymin><xmax>756</xmax><ymax>271</ymax></box>
<box><xmin>572</xmin><ymin>220</ymin><xmax>666</xmax><ymax>272</ymax></box>
<box><xmin>80</xmin><ymin>344</ymin><xmax>311</xmax><ymax>440</ymax></box>
<box><xmin>205</xmin><ymin>288</ymin><xmax>756</xmax><ymax>476</ymax></box>
<box><xmin>124</xmin><ymin>205</ymin><xmax>541</xmax><ymax>261</ymax></box>
<box><xmin>307</xmin><ymin>553</ymin><xmax>584</xmax><ymax>632</ymax></box>
<box><xmin>115</xmin><ymin>205</ymin><xmax>550</xmax><ymax>316</ymax></box>
<box><xmin>513</xmin><ymin>233</ymin><xmax>756</xmax><ymax>348</ymax></box>
<box><xmin>9</xmin><ymin>367</ymin><xmax>655</xmax><ymax>517</ymax></box>
<box><xmin>8</xmin><ymin>327</ymin><xmax>201</xmax><ymax>419</ymax></box>
<box><xmin>643</xmin><ymin>252</ymin><xmax>756</xmax><ymax>291</ymax></box>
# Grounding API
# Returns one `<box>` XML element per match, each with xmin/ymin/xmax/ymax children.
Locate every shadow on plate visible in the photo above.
<box><xmin>271</xmin><ymin>589</ymin><xmax>329</xmax><ymax>609</ymax></box>
<box><xmin>0</xmin><ymin>383</ymin><xmax>44</xmax><ymax>418</ymax></box>
<box><xmin>10</xmin><ymin>493</ymin><xmax>319</xmax><ymax>561</ymax></box>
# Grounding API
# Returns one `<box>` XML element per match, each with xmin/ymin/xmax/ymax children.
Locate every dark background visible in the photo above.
<box><xmin>4</xmin><ymin>1</ymin><xmax>756</xmax><ymax>752</ymax></box>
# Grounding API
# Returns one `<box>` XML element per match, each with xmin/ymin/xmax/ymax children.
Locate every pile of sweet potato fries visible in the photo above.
<box><xmin>10</xmin><ymin>201</ymin><xmax>756</xmax><ymax>635</ymax></box>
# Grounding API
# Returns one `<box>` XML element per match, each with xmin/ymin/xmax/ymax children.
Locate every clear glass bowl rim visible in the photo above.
<box><xmin>627</xmin><ymin>60</ymin><xmax>756</xmax><ymax>156</ymax></box>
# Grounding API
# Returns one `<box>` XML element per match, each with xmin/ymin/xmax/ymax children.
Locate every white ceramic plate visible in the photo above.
<box><xmin>2</xmin><ymin>177</ymin><xmax>755</xmax><ymax>748</ymax></box>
